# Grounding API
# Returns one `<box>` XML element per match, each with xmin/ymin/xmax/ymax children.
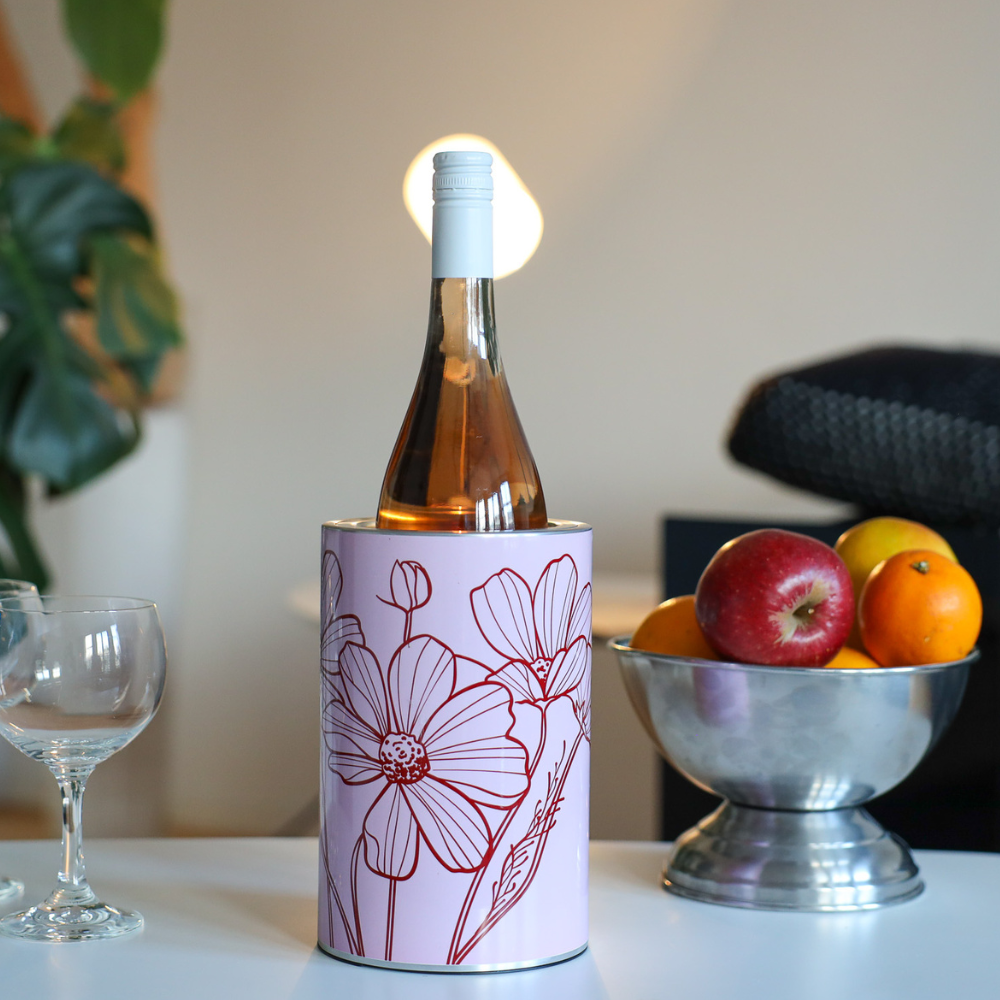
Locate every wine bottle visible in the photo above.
<box><xmin>376</xmin><ymin>151</ymin><xmax>547</xmax><ymax>531</ymax></box>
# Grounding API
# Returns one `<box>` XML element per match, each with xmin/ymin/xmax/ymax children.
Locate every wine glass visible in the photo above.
<box><xmin>0</xmin><ymin>579</ymin><xmax>38</xmax><ymax>901</ymax></box>
<box><xmin>0</xmin><ymin>596</ymin><xmax>166</xmax><ymax>941</ymax></box>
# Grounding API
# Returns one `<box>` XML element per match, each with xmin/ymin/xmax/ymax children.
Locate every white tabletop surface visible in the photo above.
<box><xmin>0</xmin><ymin>837</ymin><xmax>997</xmax><ymax>999</ymax></box>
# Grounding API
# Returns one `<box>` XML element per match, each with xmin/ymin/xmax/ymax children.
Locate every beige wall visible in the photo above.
<box><xmin>7</xmin><ymin>1</ymin><xmax>999</xmax><ymax>835</ymax></box>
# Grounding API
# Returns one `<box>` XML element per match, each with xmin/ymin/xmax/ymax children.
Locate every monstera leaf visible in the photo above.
<box><xmin>63</xmin><ymin>0</ymin><xmax>166</xmax><ymax>104</ymax></box>
<box><xmin>89</xmin><ymin>232</ymin><xmax>181</xmax><ymax>390</ymax></box>
<box><xmin>51</xmin><ymin>98</ymin><xmax>127</xmax><ymax>174</ymax></box>
<box><xmin>0</xmin><ymin>462</ymin><xmax>47</xmax><ymax>587</ymax></box>
<box><xmin>3</xmin><ymin>161</ymin><xmax>151</xmax><ymax>280</ymax></box>
<box><xmin>0</xmin><ymin>156</ymin><xmax>180</xmax><ymax>587</ymax></box>
<box><xmin>7</xmin><ymin>369</ymin><xmax>139</xmax><ymax>491</ymax></box>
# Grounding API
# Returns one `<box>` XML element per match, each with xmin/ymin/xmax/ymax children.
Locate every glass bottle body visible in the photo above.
<box><xmin>376</xmin><ymin>277</ymin><xmax>547</xmax><ymax>531</ymax></box>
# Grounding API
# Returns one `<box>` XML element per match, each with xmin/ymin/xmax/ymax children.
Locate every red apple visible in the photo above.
<box><xmin>694</xmin><ymin>529</ymin><xmax>854</xmax><ymax>667</ymax></box>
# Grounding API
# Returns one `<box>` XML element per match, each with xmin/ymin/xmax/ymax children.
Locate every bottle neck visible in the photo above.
<box><xmin>427</xmin><ymin>277</ymin><xmax>500</xmax><ymax>380</ymax></box>
<box><xmin>431</xmin><ymin>197</ymin><xmax>493</xmax><ymax>280</ymax></box>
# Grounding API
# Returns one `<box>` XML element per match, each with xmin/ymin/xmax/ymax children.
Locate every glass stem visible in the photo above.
<box><xmin>48</xmin><ymin>769</ymin><xmax>99</xmax><ymax>909</ymax></box>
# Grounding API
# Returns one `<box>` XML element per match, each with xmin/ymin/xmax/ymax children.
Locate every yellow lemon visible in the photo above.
<box><xmin>834</xmin><ymin>517</ymin><xmax>956</xmax><ymax>647</ymax></box>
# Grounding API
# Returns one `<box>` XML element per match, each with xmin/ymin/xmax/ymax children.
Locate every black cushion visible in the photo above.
<box><xmin>728</xmin><ymin>346</ymin><xmax>1000</xmax><ymax>527</ymax></box>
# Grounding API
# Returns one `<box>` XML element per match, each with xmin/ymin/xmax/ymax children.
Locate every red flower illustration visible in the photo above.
<box><xmin>573</xmin><ymin>666</ymin><xmax>591</xmax><ymax>742</ymax></box>
<box><xmin>322</xmin><ymin>549</ymin><xmax>364</xmax><ymax>677</ymax></box>
<box><xmin>379</xmin><ymin>560</ymin><xmax>431</xmax><ymax>614</ymax></box>
<box><xmin>471</xmin><ymin>555</ymin><xmax>591</xmax><ymax>705</ymax></box>
<box><xmin>323</xmin><ymin>635</ymin><xmax>529</xmax><ymax>879</ymax></box>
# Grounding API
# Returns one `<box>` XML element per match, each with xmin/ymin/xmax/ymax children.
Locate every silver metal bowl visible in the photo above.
<box><xmin>610</xmin><ymin>638</ymin><xmax>974</xmax><ymax>911</ymax></box>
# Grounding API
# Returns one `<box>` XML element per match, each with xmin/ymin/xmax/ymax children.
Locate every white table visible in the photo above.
<box><xmin>0</xmin><ymin>838</ymin><xmax>996</xmax><ymax>999</ymax></box>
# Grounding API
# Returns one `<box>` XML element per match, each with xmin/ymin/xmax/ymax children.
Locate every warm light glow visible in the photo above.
<box><xmin>403</xmin><ymin>134</ymin><xmax>543</xmax><ymax>279</ymax></box>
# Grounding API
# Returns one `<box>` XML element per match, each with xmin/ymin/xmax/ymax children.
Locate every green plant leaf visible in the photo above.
<box><xmin>5</xmin><ymin>161</ymin><xmax>151</xmax><ymax>278</ymax></box>
<box><xmin>62</xmin><ymin>0</ymin><xmax>166</xmax><ymax>104</ymax></box>
<box><xmin>0</xmin><ymin>323</ymin><xmax>34</xmax><ymax>453</ymax></box>
<box><xmin>0</xmin><ymin>258</ymin><xmax>18</xmax><ymax>310</ymax></box>
<box><xmin>51</xmin><ymin>97</ymin><xmax>126</xmax><ymax>174</ymax></box>
<box><xmin>0</xmin><ymin>261</ymin><xmax>82</xmax><ymax>342</ymax></box>
<box><xmin>0</xmin><ymin>461</ymin><xmax>49</xmax><ymax>589</ymax></box>
<box><xmin>7</xmin><ymin>367</ymin><xmax>139</xmax><ymax>491</ymax></box>
<box><xmin>119</xmin><ymin>354</ymin><xmax>164</xmax><ymax>393</ymax></box>
<box><xmin>88</xmin><ymin>232</ymin><xmax>181</xmax><ymax>370</ymax></box>
<box><xmin>0</xmin><ymin>116</ymin><xmax>37</xmax><ymax>174</ymax></box>
<box><xmin>0</xmin><ymin>318</ymin><xmax>34</xmax><ymax>391</ymax></box>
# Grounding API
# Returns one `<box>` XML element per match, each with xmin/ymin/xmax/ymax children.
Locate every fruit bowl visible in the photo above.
<box><xmin>610</xmin><ymin>639</ymin><xmax>974</xmax><ymax>911</ymax></box>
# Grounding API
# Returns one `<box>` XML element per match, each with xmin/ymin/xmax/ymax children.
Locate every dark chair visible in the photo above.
<box><xmin>659</xmin><ymin>515</ymin><xmax>1000</xmax><ymax>852</ymax></box>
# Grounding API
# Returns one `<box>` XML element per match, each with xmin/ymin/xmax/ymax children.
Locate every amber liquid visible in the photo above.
<box><xmin>377</xmin><ymin>278</ymin><xmax>547</xmax><ymax>531</ymax></box>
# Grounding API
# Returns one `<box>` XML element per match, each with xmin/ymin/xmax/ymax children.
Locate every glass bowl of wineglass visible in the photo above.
<box><xmin>0</xmin><ymin>579</ymin><xmax>38</xmax><ymax>902</ymax></box>
<box><xmin>0</xmin><ymin>596</ymin><xmax>166</xmax><ymax>941</ymax></box>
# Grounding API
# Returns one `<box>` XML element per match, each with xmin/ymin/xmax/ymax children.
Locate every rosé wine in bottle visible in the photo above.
<box><xmin>377</xmin><ymin>151</ymin><xmax>546</xmax><ymax>531</ymax></box>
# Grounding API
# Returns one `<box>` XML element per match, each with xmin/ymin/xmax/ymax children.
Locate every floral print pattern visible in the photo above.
<box><xmin>324</xmin><ymin>635</ymin><xmax>527</xmax><ymax>877</ymax></box>
<box><xmin>321</xmin><ymin>551</ymin><xmax>590</xmax><ymax>964</ymax></box>
<box><xmin>471</xmin><ymin>555</ymin><xmax>591</xmax><ymax>704</ymax></box>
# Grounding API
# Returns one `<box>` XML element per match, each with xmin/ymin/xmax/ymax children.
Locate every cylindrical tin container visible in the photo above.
<box><xmin>319</xmin><ymin>519</ymin><xmax>591</xmax><ymax>972</ymax></box>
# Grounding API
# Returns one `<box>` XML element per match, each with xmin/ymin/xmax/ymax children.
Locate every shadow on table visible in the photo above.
<box><xmin>289</xmin><ymin>946</ymin><xmax>610</xmax><ymax>999</ymax></box>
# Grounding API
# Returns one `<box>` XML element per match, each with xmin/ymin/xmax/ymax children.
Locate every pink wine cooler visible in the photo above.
<box><xmin>319</xmin><ymin>518</ymin><xmax>592</xmax><ymax>971</ymax></box>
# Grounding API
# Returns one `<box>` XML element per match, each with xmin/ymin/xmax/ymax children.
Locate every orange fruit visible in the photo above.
<box><xmin>859</xmin><ymin>549</ymin><xmax>982</xmax><ymax>666</ymax></box>
<box><xmin>834</xmin><ymin>517</ymin><xmax>957</xmax><ymax>649</ymax></box>
<box><xmin>630</xmin><ymin>595</ymin><xmax>718</xmax><ymax>659</ymax></box>
<box><xmin>823</xmin><ymin>646</ymin><xmax>880</xmax><ymax>669</ymax></box>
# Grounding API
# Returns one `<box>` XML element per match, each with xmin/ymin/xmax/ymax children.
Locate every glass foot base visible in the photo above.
<box><xmin>0</xmin><ymin>876</ymin><xmax>24</xmax><ymax>902</ymax></box>
<box><xmin>0</xmin><ymin>901</ymin><xmax>143</xmax><ymax>942</ymax></box>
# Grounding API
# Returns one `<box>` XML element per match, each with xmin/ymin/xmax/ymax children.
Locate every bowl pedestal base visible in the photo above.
<box><xmin>664</xmin><ymin>801</ymin><xmax>923</xmax><ymax>911</ymax></box>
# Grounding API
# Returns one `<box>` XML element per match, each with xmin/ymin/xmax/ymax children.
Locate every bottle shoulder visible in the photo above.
<box><xmin>376</xmin><ymin>279</ymin><xmax>546</xmax><ymax>532</ymax></box>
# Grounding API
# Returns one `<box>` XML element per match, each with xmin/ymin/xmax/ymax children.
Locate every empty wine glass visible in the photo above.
<box><xmin>0</xmin><ymin>578</ymin><xmax>37</xmax><ymax>902</ymax></box>
<box><xmin>0</xmin><ymin>596</ymin><xmax>166</xmax><ymax>941</ymax></box>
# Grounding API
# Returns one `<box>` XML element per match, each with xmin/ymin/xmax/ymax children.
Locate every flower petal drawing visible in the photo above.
<box><xmin>545</xmin><ymin>635</ymin><xmax>590</xmax><ymax>700</ymax></box>
<box><xmin>321</xmin><ymin>549</ymin><xmax>367</xmax><ymax>677</ymax></box>
<box><xmin>423</xmin><ymin>683</ymin><xmax>528</xmax><ymax>807</ymax></box>
<box><xmin>473</xmin><ymin>555</ymin><xmax>591</xmax><ymax>706</ymax></box>
<box><xmin>471</xmin><ymin>570</ymin><xmax>537</xmax><ymax>663</ymax></box>
<box><xmin>533</xmin><ymin>556</ymin><xmax>578</xmax><ymax>659</ymax></box>
<box><xmin>364</xmin><ymin>783</ymin><xmax>420</xmax><ymax>879</ymax></box>
<box><xmin>573</xmin><ymin>668</ymin><xmax>592</xmax><ymax>742</ymax></box>
<box><xmin>322</xmin><ymin>548</ymin><xmax>343</xmax><ymax>623</ymax></box>
<box><xmin>340</xmin><ymin>643</ymin><xmax>390</xmax><ymax>738</ymax></box>
<box><xmin>567</xmin><ymin>582</ymin><xmax>592</xmax><ymax>649</ymax></box>
<box><xmin>388</xmin><ymin>636</ymin><xmax>455</xmax><ymax>738</ymax></box>
<box><xmin>323</xmin><ymin>699</ymin><xmax>384</xmax><ymax>783</ymax></box>
<box><xmin>321</xmin><ymin>614</ymin><xmax>365</xmax><ymax>673</ymax></box>
<box><xmin>403</xmin><ymin>776</ymin><xmax>492</xmax><ymax>872</ymax></box>
<box><xmin>428</xmin><ymin>744</ymin><xmax>530</xmax><ymax>808</ymax></box>
<box><xmin>488</xmin><ymin>661</ymin><xmax>545</xmax><ymax>704</ymax></box>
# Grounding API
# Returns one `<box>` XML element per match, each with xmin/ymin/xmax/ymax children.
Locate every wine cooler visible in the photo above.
<box><xmin>319</xmin><ymin>519</ymin><xmax>592</xmax><ymax>971</ymax></box>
